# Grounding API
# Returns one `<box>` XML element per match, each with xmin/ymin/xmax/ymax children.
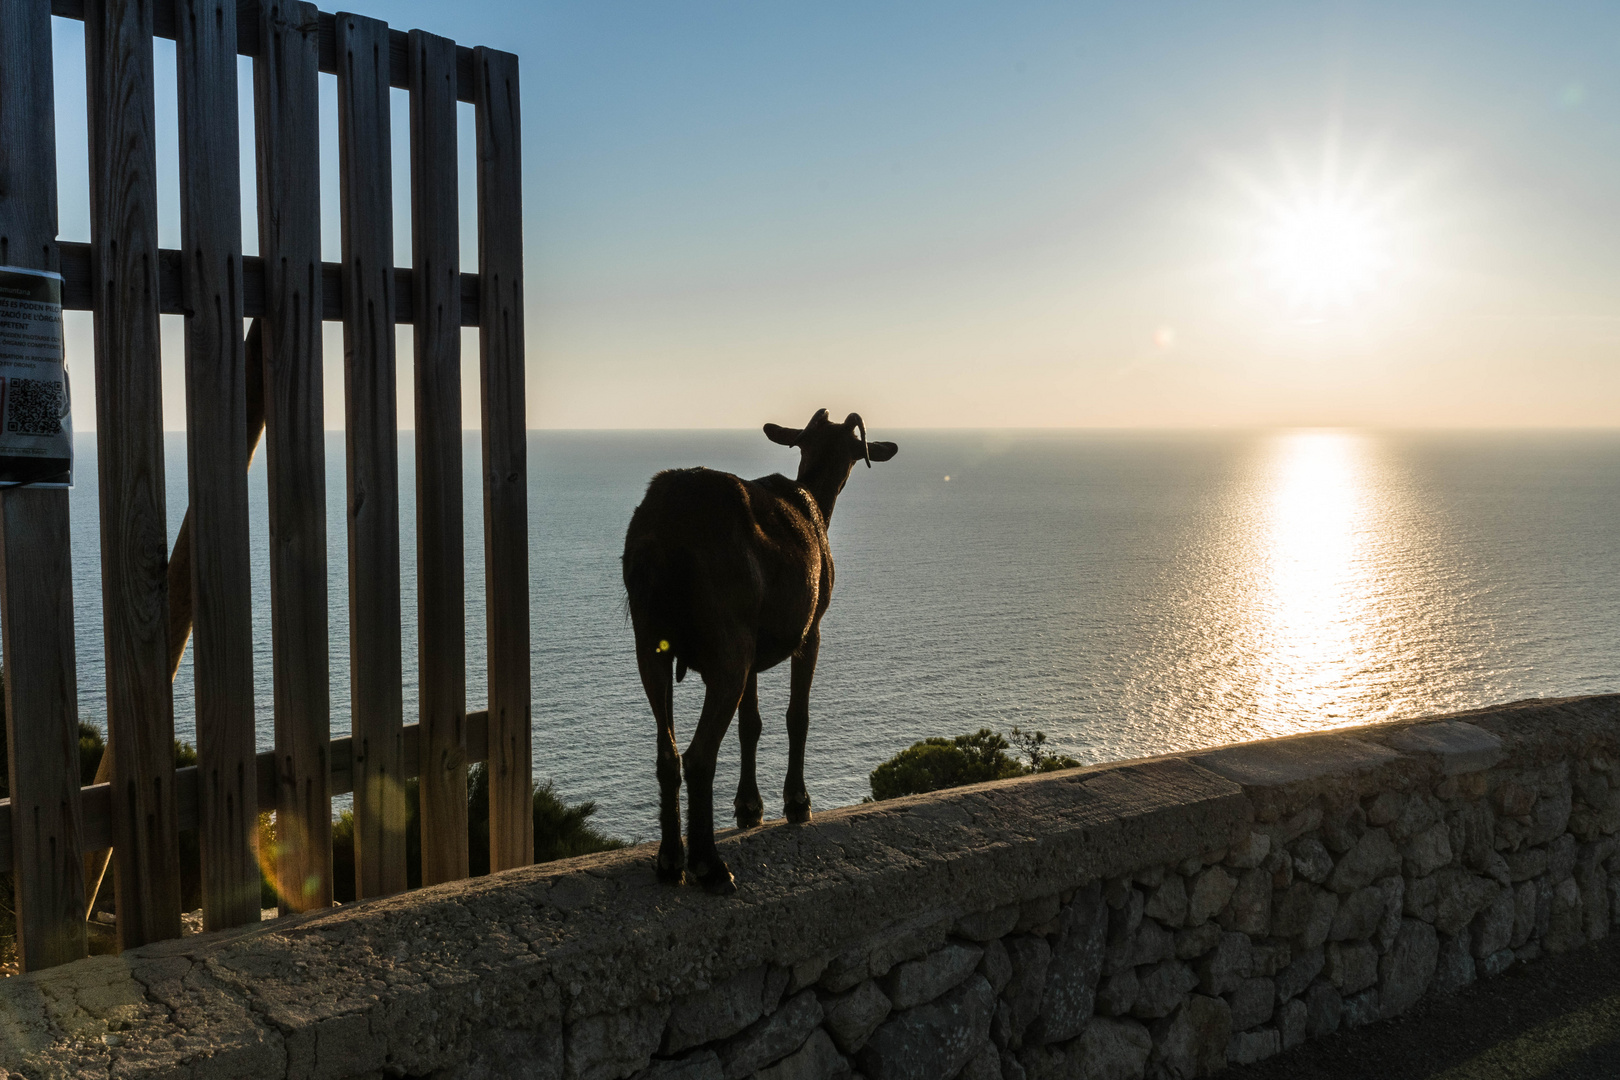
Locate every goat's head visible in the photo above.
<box><xmin>764</xmin><ymin>409</ymin><xmax>898</xmax><ymax>500</ymax></box>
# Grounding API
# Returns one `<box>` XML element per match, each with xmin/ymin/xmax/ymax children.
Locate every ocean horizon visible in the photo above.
<box><xmin>50</xmin><ymin>427</ymin><xmax>1620</xmax><ymax>842</ymax></box>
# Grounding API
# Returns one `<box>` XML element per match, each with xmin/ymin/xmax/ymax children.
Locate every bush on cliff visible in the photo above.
<box><xmin>868</xmin><ymin>726</ymin><xmax>1081</xmax><ymax>801</ymax></box>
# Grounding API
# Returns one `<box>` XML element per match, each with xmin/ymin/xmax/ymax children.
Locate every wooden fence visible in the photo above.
<box><xmin>0</xmin><ymin>0</ymin><xmax>531</xmax><ymax>972</ymax></box>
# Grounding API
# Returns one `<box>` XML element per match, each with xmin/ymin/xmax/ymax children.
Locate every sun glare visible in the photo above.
<box><xmin>1259</xmin><ymin>199</ymin><xmax>1390</xmax><ymax>312</ymax></box>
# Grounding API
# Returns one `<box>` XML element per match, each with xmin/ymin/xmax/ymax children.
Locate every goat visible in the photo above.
<box><xmin>622</xmin><ymin>410</ymin><xmax>898</xmax><ymax>893</ymax></box>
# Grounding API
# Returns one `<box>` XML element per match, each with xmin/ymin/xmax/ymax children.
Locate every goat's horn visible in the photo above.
<box><xmin>850</xmin><ymin>413</ymin><xmax>871</xmax><ymax>468</ymax></box>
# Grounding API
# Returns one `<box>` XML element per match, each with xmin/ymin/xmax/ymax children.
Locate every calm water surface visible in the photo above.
<box><xmin>60</xmin><ymin>429</ymin><xmax>1620</xmax><ymax>841</ymax></box>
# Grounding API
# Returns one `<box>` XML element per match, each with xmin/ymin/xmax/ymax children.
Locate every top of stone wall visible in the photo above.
<box><xmin>3</xmin><ymin>694</ymin><xmax>1616</xmax><ymax>1080</ymax></box>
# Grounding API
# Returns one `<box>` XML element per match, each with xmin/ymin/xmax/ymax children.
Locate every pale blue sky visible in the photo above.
<box><xmin>49</xmin><ymin>2</ymin><xmax>1620</xmax><ymax>429</ymax></box>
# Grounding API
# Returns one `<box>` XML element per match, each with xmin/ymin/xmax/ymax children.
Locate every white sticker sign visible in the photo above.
<box><xmin>0</xmin><ymin>266</ymin><xmax>73</xmax><ymax>488</ymax></box>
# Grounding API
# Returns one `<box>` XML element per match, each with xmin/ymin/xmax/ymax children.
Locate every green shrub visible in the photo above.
<box><xmin>869</xmin><ymin>726</ymin><xmax>1081</xmax><ymax>801</ymax></box>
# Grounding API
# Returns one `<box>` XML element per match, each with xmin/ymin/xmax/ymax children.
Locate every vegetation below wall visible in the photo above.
<box><xmin>869</xmin><ymin>727</ymin><xmax>1082</xmax><ymax>800</ymax></box>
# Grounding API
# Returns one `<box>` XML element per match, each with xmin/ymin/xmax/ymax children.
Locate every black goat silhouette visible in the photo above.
<box><xmin>622</xmin><ymin>410</ymin><xmax>898</xmax><ymax>893</ymax></box>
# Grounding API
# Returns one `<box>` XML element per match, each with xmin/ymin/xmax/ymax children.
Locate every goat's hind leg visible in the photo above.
<box><xmin>783</xmin><ymin>628</ymin><xmax>819</xmax><ymax>824</ymax></box>
<box><xmin>636</xmin><ymin>646</ymin><xmax>685</xmax><ymax>883</ymax></box>
<box><xmin>733</xmin><ymin>670</ymin><xmax>765</xmax><ymax>829</ymax></box>
<box><xmin>685</xmin><ymin>669</ymin><xmax>746</xmax><ymax>894</ymax></box>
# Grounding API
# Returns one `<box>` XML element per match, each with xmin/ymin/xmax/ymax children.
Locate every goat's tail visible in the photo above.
<box><xmin>623</xmin><ymin>538</ymin><xmax>696</xmax><ymax>683</ymax></box>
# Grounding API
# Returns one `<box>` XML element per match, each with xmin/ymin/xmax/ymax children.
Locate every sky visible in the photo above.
<box><xmin>47</xmin><ymin>1</ymin><xmax>1620</xmax><ymax>430</ymax></box>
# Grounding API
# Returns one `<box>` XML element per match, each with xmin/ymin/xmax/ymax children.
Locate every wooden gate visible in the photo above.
<box><xmin>0</xmin><ymin>0</ymin><xmax>532</xmax><ymax>971</ymax></box>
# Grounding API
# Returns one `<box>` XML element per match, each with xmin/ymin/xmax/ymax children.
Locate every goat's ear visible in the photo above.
<box><xmin>866</xmin><ymin>441</ymin><xmax>898</xmax><ymax>462</ymax></box>
<box><xmin>763</xmin><ymin>423</ymin><xmax>801</xmax><ymax>447</ymax></box>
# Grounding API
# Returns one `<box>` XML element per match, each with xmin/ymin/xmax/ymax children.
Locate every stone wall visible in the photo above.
<box><xmin>2</xmin><ymin>695</ymin><xmax>1618</xmax><ymax>1080</ymax></box>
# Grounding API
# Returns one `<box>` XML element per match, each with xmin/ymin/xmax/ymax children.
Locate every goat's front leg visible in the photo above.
<box><xmin>686</xmin><ymin>670</ymin><xmax>746</xmax><ymax>894</ymax></box>
<box><xmin>783</xmin><ymin>627</ymin><xmax>818</xmax><ymax>824</ymax></box>
<box><xmin>733</xmin><ymin>670</ymin><xmax>765</xmax><ymax>829</ymax></box>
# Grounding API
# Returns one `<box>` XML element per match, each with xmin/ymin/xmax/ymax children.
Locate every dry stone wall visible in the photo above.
<box><xmin>2</xmin><ymin>695</ymin><xmax>1618</xmax><ymax>1080</ymax></box>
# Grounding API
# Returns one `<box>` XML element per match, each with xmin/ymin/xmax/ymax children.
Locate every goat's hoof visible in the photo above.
<box><xmin>692</xmin><ymin>859</ymin><xmax>737</xmax><ymax>895</ymax></box>
<box><xmin>784</xmin><ymin>801</ymin><xmax>812</xmax><ymax>825</ymax></box>
<box><xmin>656</xmin><ymin>844</ymin><xmax>686</xmax><ymax>884</ymax></box>
<box><xmin>734</xmin><ymin>797</ymin><xmax>765</xmax><ymax>830</ymax></box>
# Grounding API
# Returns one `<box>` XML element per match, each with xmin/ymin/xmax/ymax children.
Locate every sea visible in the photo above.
<box><xmin>57</xmin><ymin>429</ymin><xmax>1620</xmax><ymax>842</ymax></box>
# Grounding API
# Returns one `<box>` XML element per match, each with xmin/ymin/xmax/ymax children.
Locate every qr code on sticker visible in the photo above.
<box><xmin>6</xmin><ymin>377</ymin><xmax>65</xmax><ymax>436</ymax></box>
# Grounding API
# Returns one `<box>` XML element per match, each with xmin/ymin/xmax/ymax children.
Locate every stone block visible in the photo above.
<box><xmin>569</xmin><ymin>1005</ymin><xmax>672</xmax><ymax>1080</ymax></box>
<box><xmin>978</xmin><ymin>940</ymin><xmax>1012</xmax><ymax>996</ymax></box>
<box><xmin>1431</xmin><ymin>934</ymin><xmax>1475</xmax><ymax>995</ymax></box>
<box><xmin>1017</xmin><ymin>895</ymin><xmax>1062</xmax><ymax>935</ymax></box>
<box><xmin>1327</xmin><ymin>829</ymin><xmax>1398</xmax><ymax>894</ymax></box>
<box><xmin>856</xmin><ymin>975</ymin><xmax>994</xmax><ymax>1080</ymax></box>
<box><xmin>821</xmin><ymin>982</ymin><xmax>892</xmax><ymax>1055</ymax></box>
<box><xmin>1494</xmin><ymin>778</ymin><xmax>1537</xmax><ymax>818</ymax></box>
<box><xmin>1387</xmin><ymin>721</ymin><xmax>1503</xmax><ymax>775</ymax></box>
<box><xmin>1173</xmin><ymin>923</ymin><xmax>1221</xmax><ymax>961</ymax></box>
<box><xmin>1277</xmin><ymin>998</ymin><xmax>1308</xmax><ymax>1049</ymax></box>
<box><xmin>1531</xmin><ymin>783</ymin><xmax>1575</xmax><ymax>847</ymax></box>
<box><xmin>1472</xmin><ymin>889</ymin><xmax>1516</xmax><ymax>958</ymax></box>
<box><xmin>958</xmin><ymin>1041</ymin><xmax>1001</xmax><ymax>1080</ymax></box>
<box><xmin>1218</xmin><ymin>868</ymin><xmax>1272</xmax><ymax>937</ymax></box>
<box><xmin>1130</xmin><ymin>960</ymin><xmax>1196</xmax><ymax>1021</ymax></box>
<box><xmin>1250</xmin><ymin>940</ymin><xmax>1291</xmax><ymax>977</ymax></box>
<box><xmin>1544</xmin><ymin>878</ymin><xmax>1585</xmax><ymax>954</ymax></box>
<box><xmin>635</xmin><ymin>1052</ymin><xmax>723</xmax><ymax>1080</ymax></box>
<box><xmin>1187</xmin><ymin>867</ymin><xmax>1236</xmax><ymax>926</ymax></box>
<box><xmin>1325</xmin><ymin>942</ymin><xmax>1378</xmax><ymax>995</ymax></box>
<box><xmin>1194</xmin><ymin>734</ymin><xmax>1401</xmax><ymax>788</ymax></box>
<box><xmin>1274</xmin><ymin>945</ymin><xmax>1324</xmax><ymax>1004</ymax></box>
<box><xmin>718</xmin><ymin>991</ymin><xmax>824</xmax><ymax>1080</ymax></box>
<box><xmin>1511</xmin><ymin>880</ymin><xmax>1538</xmax><ymax>948</ymax></box>
<box><xmin>999</xmin><ymin>937</ymin><xmax>1050</xmax><ymax>1048</ymax></box>
<box><xmin>1195</xmin><ymin>932</ymin><xmax>1253</xmax><ymax>996</ymax></box>
<box><xmin>1329</xmin><ymin>886</ymin><xmax>1384</xmax><ymax>942</ymax></box>
<box><xmin>1143</xmin><ymin>875</ymin><xmax>1189</xmax><ymax>928</ymax></box>
<box><xmin>1096</xmin><ymin>968</ymin><xmax>1138</xmax><ymax>1017</ymax></box>
<box><xmin>1377</xmin><ymin>920</ymin><xmax>1438</xmax><ymax>1018</ymax></box>
<box><xmin>1546</xmin><ymin>835</ymin><xmax>1576</xmax><ymax>882</ymax></box>
<box><xmin>1479</xmin><ymin>949</ymin><xmax>1514</xmax><ymax>978</ymax></box>
<box><xmin>1342</xmin><ymin>989</ymin><xmax>1380</xmax><ymax>1029</ymax></box>
<box><xmin>665</xmin><ymin>966</ymin><xmax>782</xmax><ymax>1054</ymax></box>
<box><xmin>1148</xmin><ymin>994</ymin><xmax>1230</xmax><ymax>1080</ymax></box>
<box><xmin>1273</xmin><ymin>883</ymin><xmax>1337</xmax><ymax>949</ymax></box>
<box><xmin>1303</xmin><ymin>980</ymin><xmax>1341</xmax><ymax>1037</ymax></box>
<box><xmin>1289</xmin><ymin>838</ymin><xmax>1334</xmax><ymax>884</ymax></box>
<box><xmin>1434</xmin><ymin>868</ymin><xmax>1500</xmax><ymax>936</ymax></box>
<box><xmin>884</xmin><ymin>944</ymin><xmax>984</xmax><ymax>1011</ymax></box>
<box><xmin>953</xmin><ymin>906</ymin><xmax>1021</xmax><ymax>943</ymax></box>
<box><xmin>1225</xmin><ymin>1028</ymin><xmax>1280</xmax><ymax>1066</ymax></box>
<box><xmin>1403</xmin><ymin>823</ymin><xmax>1455</xmax><ymax>878</ymax></box>
<box><xmin>755</xmin><ymin>1030</ymin><xmax>850</xmax><ymax>1080</ymax></box>
<box><xmin>1031</xmin><ymin>884</ymin><xmax>1109</xmax><ymax>1044</ymax></box>
<box><xmin>1374</xmin><ymin>876</ymin><xmax>1405</xmax><ymax>952</ymax></box>
<box><xmin>1073</xmin><ymin>1017</ymin><xmax>1152</xmax><ymax>1080</ymax></box>
<box><xmin>1225</xmin><ymin>977</ymin><xmax>1275</xmax><ymax>1031</ymax></box>
<box><xmin>1226</xmin><ymin>832</ymin><xmax>1272</xmax><ymax>870</ymax></box>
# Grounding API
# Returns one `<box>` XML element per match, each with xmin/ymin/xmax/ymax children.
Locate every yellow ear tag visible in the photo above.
<box><xmin>656</xmin><ymin>640</ymin><xmax>671</xmax><ymax>653</ymax></box>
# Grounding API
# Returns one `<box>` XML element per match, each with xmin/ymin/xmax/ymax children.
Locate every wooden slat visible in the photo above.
<box><xmin>175</xmin><ymin>0</ymin><xmax>260</xmax><ymax>933</ymax></box>
<box><xmin>410</xmin><ymin>28</ymin><xmax>469</xmax><ymax>887</ymax></box>
<box><xmin>475</xmin><ymin>46</ymin><xmax>533</xmax><ymax>872</ymax></box>
<box><xmin>337</xmin><ymin>9</ymin><xmax>406</xmax><ymax>900</ymax></box>
<box><xmin>0</xmin><ymin>711</ymin><xmax>491</xmax><ymax>875</ymax></box>
<box><xmin>85</xmin><ymin>0</ymin><xmax>183</xmax><ymax>950</ymax></box>
<box><xmin>57</xmin><ymin>242</ymin><xmax>483</xmax><ymax>326</ymax></box>
<box><xmin>50</xmin><ymin>0</ymin><xmax>480</xmax><ymax>102</ymax></box>
<box><xmin>255</xmin><ymin>0</ymin><xmax>332</xmax><ymax>914</ymax></box>
<box><xmin>0</xmin><ymin>0</ymin><xmax>88</xmax><ymax>973</ymax></box>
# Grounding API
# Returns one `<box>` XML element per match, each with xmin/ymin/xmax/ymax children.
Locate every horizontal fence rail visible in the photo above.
<box><xmin>56</xmin><ymin>242</ymin><xmax>485</xmax><ymax>325</ymax></box>
<box><xmin>0</xmin><ymin>0</ymin><xmax>530</xmax><ymax>970</ymax></box>
<box><xmin>0</xmin><ymin>711</ymin><xmax>494</xmax><ymax>874</ymax></box>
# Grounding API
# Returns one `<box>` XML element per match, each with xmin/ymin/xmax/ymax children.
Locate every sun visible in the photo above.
<box><xmin>1258</xmin><ymin>198</ymin><xmax>1390</xmax><ymax>312</ymax></box>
